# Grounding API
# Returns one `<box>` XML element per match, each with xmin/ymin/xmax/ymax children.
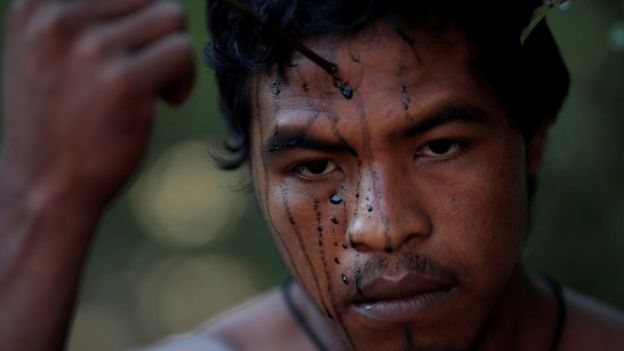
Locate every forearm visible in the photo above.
<box><xmin>0</xmin><ymin>172</ymin><xmax>101</xmax><ymax>351</ymax></box>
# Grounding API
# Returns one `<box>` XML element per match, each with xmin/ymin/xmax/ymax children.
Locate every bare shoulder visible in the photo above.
<box><xmin>199</xmin><ymin>286</ymin><xmax>306</xmax><ymax>351</ymax></box>
<box><xmin>141</xmin><ymin>285</ymin><xmax>315</xmax><ymax>351</ymax></box>
<box><xmin>138</xmin><ymin>333</ymin><xmax>235</xmax><ymax>351</ymax></box>
<box><xmin>560</xmin><ymin>288</ymin><xmax>624</xmax><ymax>351</ymax></box>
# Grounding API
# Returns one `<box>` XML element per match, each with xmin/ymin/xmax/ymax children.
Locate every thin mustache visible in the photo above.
<box><xmin>354</xmin><ymin>252</ymin><xmax>460</xmax><ymax>287</ymax></box>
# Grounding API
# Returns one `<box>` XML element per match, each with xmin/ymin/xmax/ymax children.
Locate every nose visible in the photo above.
<box><xmin>347</xmin><ymin>170</ymin><xmax>432</xmax><ymax>253</ymax></box>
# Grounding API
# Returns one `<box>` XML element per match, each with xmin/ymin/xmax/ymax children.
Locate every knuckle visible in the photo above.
<box><xmin>159</xmin><ymin>1</ymin><xmax>186</xmax><ymax>29</ymax></box>
<box><xmin>39</xmin><ymin>6</ymin><xmax>65</xmax><ymax>32</ymax></box>
<box><xmin>5</xmin><ymin>2</ymin><xmax>26</xmax><ymax>31</ymax></box>
<box><xmin>75</xmin><ymin>33</ymin><xmax>107</xmax><ymax>59</ymax></box>
<box><xmin>164</xmin><ymin>34</ymin><xmax>194</xmax><ymax>58</ymax></box>
<box><xmin>171</xmin><ymin>33</ymin><xmax>192</xmax><ymax>48</ymax></box>
<box><xmin>28</xmin><ymin>5</ymin><xmax>67</xmax><ymax>38</ymax></box>
<box><xmin>25</xmin><ymin>3</ymin><xmax>86</xmax><ymax>39</ymax></box>
<box><xmin>102</xmin><ymin>66</ymin><xmax>135</xmax><ymax>97</ymax></box>
<box><xmin>160</xmin><ymin>1</ymin><xmax>184</xmax><ymax>16</ymax></box>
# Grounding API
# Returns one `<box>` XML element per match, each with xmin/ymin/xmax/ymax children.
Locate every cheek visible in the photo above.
<box><xmin>262</xmin><ymin>177</ymin><xmax>344</xmax><ymax>310</ymax></box>
<box><xmin>433</xmin><ymin>137</ymin><xmax>528</xmax><ymax>289</ymax></box>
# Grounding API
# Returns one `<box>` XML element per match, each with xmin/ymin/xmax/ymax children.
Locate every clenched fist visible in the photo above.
<box><xmin>1</xmin><ymin>0</ymin><xmax>195</xmax><ymax>210</ymax></box>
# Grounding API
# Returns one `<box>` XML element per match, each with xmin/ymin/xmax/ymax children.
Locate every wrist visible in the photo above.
<box><xmin>0</xmin><ymin>158</ymin><xmax>106</xmax><ymax>222</ymax></box>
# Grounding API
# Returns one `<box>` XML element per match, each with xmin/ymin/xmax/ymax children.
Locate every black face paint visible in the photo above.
<box><xmin>355</xmin><ymin>270</ymin><xmax>364</xmax><ymax>296</ymax></box>
<box><xmin>331</xmin><ymin>216</ymin><xmax>340</xmax><ymax>224</ymax></box>
<box><xmin>400</xmin><ymin>83</ymin><xmax>411</xmax><ymax>111</ymax></box>
<box><xmin>228</xmin><ymin>11</ymin><xmax>356</xmax><ymax>346</ymax></box>
<box><xmin>254</xmin><ymin>81</ymin><xmax>303</xmax><ymax>285</ymax></box>
<box><xmin>313</xmin><ymin>199</ymin><xmax>360</xmax><ymax>348</ymax></box>
<box><xmin>403</xmin><ymin>327</ymin><xmax>416</xmax><ymax>351</ymax></box>
<box><xmin>330</xmin><ymin>192</ymin><xmax>344</xmax><ymax>205</ymax></box>
<box><xmin>335</xmin><ymin>79</ymin><xmax>354</xmax><ymax>99</ymax></box>
<box><xmin>341</xmin><ymin>191</ymin><xmax>350</xmax><ymax>254</ymax></box>
<box><xmin>314</xmin><ymin>198</ymin><xmax>335</xmax><ymax>320</ymax></box>
<box><xmin>354</xmin><ymin>98</ymin><xmax>393</xmax><ymax>250</ymax></box>
<box><xmin>264</xmin><ymin>89</ymin><xmax>326</xmax><ymax>297</ymax></box>
<box><xmin>270</xmin><ymin>77</ymin><xmax>282</xmax><ymax>96</ymax></box>
<box><xmin>292</xmin><ymin>61</ymin><xmax>311</xmax><ymax>94</ymax></box>
<box><xmin>269</xmin><ymin>74</ymin><xmax>284</xmax><ymax>115</ymax></box>
<box><xmin>280</xmin><ymin>183</ymin><xmax>328</xmax><ymax>317</ymax></box>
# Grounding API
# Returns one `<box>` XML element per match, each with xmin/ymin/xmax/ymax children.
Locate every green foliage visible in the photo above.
<box><xmin>521</xmin><ymin>0</ymin><xmax>563</xmax><ymax>44</ymax></box>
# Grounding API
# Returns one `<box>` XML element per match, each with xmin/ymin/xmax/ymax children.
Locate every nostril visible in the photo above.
<box><xmin>383</xmin><ymin>234</ymin><xmax>417</xmax><ymax>253</ymax></box>
<box><xmin>404</xmin><ymin>233</ymin><xmax>417</xmax><ymax>244</ymax></box>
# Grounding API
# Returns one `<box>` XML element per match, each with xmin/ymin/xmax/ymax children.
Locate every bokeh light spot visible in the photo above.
<box><xmin>134</xmin><ymin>255</ymin><xmax>259</xmax><ymax>338</ymax></box>
<box><xmin>609</xmin><ymin>21</ymin><xmax>624</xmax><ymax>52</ymax></box>
<box><xmin>131</xmin><ymin>141</ymin><xmax>248</xmax><ymax>249</ymax></box>
<box><xmin>68</xmin><ymin>300</ymin><xmax>139</xmax><ymax>351</ymax></box>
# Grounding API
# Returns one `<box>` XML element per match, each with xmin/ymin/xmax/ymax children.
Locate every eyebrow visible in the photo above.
<box><xmin>263</xmin><ymin>130</ymin><xmax>358</xmax><ymax>157</ymax></box>
<box><xmin>399</xmin><ymin>102</ymin><xmax>496</xmax><ymax>138</ymax></box>
<box><xmin>262</xmin><ymin>102</ymin><xmax>494</xmax><ymax>157</ymax></box>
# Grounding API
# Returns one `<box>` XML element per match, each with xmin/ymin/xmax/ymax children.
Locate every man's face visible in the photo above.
<box><xmin>250</xmin><ymin>22</ymin><xmax>532</xmax><ymax>351</ymax></box>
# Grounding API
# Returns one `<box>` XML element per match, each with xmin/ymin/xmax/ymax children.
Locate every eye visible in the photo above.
<box><xmin>418</xmin><ymin>140</ymin><xmax>461</xmax><ymax>158</ymax></box>
<box><xmin>293</xmin><ymin>160</ymin><xmax>337</xmax><ymax>179</ymax></box>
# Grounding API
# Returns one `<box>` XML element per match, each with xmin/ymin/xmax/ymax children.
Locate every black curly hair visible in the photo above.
<box><xmin>204</xmin><ymin>0</ymin><xmax>570</xmax><ymax>171</ymax></box>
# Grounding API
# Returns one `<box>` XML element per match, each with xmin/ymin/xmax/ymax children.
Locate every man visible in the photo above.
<box><xmin>0</xmin><ymin>0</ymin><xmax>622</xmax><ymax>350</ymax></box>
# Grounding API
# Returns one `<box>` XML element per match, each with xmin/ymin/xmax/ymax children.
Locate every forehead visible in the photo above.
<box><xmin>251</xmin><ymin>22</ymin><xmax>498</xmax><ymax>139</ymax></box>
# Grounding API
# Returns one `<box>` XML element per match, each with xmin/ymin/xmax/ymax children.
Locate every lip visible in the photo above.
<box><xmin>349</xmin><ymin>271</ymin><xmax>458</xmax><ymax>324</ymax></box>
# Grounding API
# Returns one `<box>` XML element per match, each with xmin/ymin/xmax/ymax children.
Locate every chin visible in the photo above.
<box><xmin>338</xmin><ymin>287</ymin><xmax>492</xmax><ymax>351</ymax></box>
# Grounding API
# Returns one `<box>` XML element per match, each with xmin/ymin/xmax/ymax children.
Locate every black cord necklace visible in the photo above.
<box><xmin>544</xmin><ymin>276</ymin><xmax>567</xmax><ymax>351</ymax></box>
<box><xmin>281</xmin><ymin>278</ymin><xmax>329</xmax><ymax>351</ymax></box>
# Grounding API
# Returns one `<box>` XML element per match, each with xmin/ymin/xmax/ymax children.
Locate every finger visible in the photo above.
<box><xmin>7</xmin><ymin>0</ymin><xmax>45</xmax><ymax>18</ymax></box>
<box><xmin>84</xmin><ymin>0</ymin><xmax>154</xmax><ymax>21</ymax></box>
<box><xmin>158</xmin><ymin>67</ymin><xmax>195</xmax><ymax>105</ymax></box>
<box><xmin>16</xmin><ymin>2</ymin><xmax>91</xmax><ymax>38</ymax></box>
<box><xmin>98</xmin><ymin>1</ymin><xmax>186</xmax><ymax>51</ymax></box>
<box><xmin>6</xmin><ymin>1</ymin><xmax>85</xmax><ymax>34</ymax></box>
<box><xmin>125</xmin><ymin>33</ymin><xmax>196</xmax><ymax>105</ymax></box>
<box><xmin>20</xmin><ymin>0</ymin><xmax>154</xmax><ymax>26</ymax></box>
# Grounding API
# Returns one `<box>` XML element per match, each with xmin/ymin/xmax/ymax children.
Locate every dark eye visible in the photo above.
<box><xmin>293</xmin><ymin>160</ymin><xmax>337</xmax><ymax>179</ymax></box>
<box><xmin>418</xmin><ymin>140</ymin><xmax>461</xmax><ymax>158</ymax></box>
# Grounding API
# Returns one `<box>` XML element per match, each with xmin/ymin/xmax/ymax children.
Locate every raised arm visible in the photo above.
<box><xmin>0</xmin><ymin>0</ymin><xmax>195</xmax><ymax>349</ymax></box>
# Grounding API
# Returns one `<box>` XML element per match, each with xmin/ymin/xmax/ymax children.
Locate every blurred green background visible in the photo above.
<box><xmin>1</xmin><ymin>1</ymin><xmax>623</xmax><ymax>350</ymax></box>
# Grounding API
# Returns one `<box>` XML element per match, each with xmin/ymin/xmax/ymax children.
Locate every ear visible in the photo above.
<box><xmin>526</xmin><ymin>122</ymin><xmax>551</xmax><ymax>174</ymax></box>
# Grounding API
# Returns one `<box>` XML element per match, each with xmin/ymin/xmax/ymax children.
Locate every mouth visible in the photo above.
<box><xmin>349</xmin><ymin>271</ymin><xmax>458</xmax><ymax>324</ymax></box>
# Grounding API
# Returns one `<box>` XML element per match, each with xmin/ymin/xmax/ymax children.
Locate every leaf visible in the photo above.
<box><xmin>521</xmin><ymin>0</ymin><xmax>561</xmax><ymax>44</ymax></box>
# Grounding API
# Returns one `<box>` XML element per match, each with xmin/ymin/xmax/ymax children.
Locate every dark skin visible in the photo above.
<box><xmin>0</xmin><ymin>1</ymin><xmax>622</xmax><ymax>350</ymax></box>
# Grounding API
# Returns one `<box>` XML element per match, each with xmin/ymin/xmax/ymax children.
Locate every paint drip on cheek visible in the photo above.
<box><xmin>334</xmin><ymin>77</ymin><xmax>354</xmax><ymax>99</ymax></box>
<box><xmin>400</xmin><ymin>83</ymin><xmax>411</xmax><ymax>111</ymax></box>
<box><xmin>330</xmin><ymin>191</ymin><xmax>344</xmax><ymax>205</ymax></box>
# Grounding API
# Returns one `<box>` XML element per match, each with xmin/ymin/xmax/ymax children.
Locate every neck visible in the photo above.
<box><xmin>476</xmin><ymin>265</ymin><xmax>560</xmax><ymax>351</ymax></box>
